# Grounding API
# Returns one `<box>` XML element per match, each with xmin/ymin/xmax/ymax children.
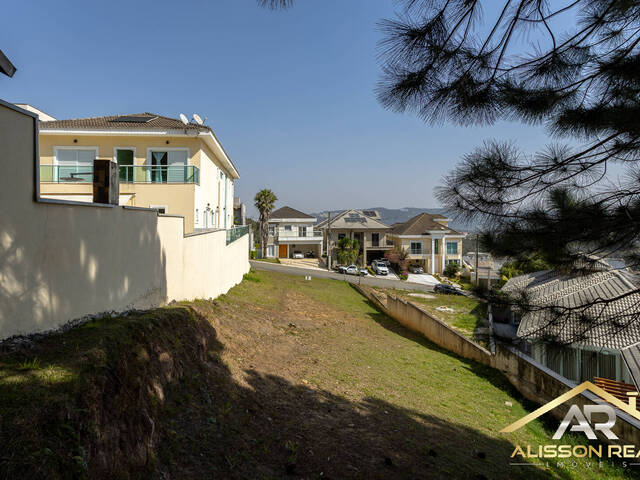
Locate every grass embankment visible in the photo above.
<box><xmin>0</xmin><ymin>270</ymin><xmax>635</xmax><ymax>479</ymax></box>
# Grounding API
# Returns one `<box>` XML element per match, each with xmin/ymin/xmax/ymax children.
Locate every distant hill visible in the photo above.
<box><xmin>311</xmin><ymin>207</ymin><xmax>484</xmax><ymax>233</ymax></box>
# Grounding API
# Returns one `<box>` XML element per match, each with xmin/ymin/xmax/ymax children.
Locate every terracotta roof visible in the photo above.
<box><xmin>503</xmin><ymin>269</ymin><xmax>640</xmax><ymax>349</ymax></box>
<box><xmin>316</xmin><ymin>210</ymin><xmax>390</xmax><ymax>230</ymax></box>
<box><xmin>270</xmin><ymin>206</ymin><xmax>314</xmax><ymax>219</ymax></box>
<box><xmin>391</xmin><ymin>213</ymin><xmax>460</xmax><ymax>235</ymax></box>
<box><xmin>39</xmin><ymin>112</ymin><xmax>210</xmax><ymax>132</ymax></box>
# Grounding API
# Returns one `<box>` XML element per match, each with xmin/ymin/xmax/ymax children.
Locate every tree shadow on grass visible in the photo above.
<box><xmin>0</xmin><ymin>303</ymin><xmax>619</xmax><ymax>480</ymax></box>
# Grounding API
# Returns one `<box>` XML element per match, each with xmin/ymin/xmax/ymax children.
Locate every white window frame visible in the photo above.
<box><xmin>53</xmin><ymin>146</ymin><xmax>99</xmax><ymax>182</ymax></box>
<box><xmin>410</xmin><ymin>241</ymin><xmax>423</xmax><ymax>255</ymax></box>
<box><xmin>146</xmin><ymin>147</ymin><xmax>190</xmax><ymax>166</ymax></box>
<box><xmin>53</xmin><ymin>146</ymin><xmax>99</xmax><ymax>166</ymax></box>
<box><xmin>113</xmin><ymin>146</ymin><xmax>137</xmax><ymax>163</ymax></box>
<box><xmin>266</xmin><ymin>245</ymin><xmax>275</xmax><ymax>258</ymax></box>
<box><xmin>446</xmin><ymin>241</ymin><xmax>459</xmax><ymax>255</ymax></box>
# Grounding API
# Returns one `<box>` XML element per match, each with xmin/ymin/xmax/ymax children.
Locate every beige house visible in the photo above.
<box><xmin>265</xmin><ymin>206</ymin><xmax>323</xmax><ymax>259</ymax></box>
<box><xmin>37</xmin><ymin>111</ymin><xmax>239</xmax><ymax>233</ymax></box>
<box><xmin>389</xmin><ymin>213</ymin><xmax>465</xmax><ymax>274</ymax></box>
<box><xmin>317</xmin><ymin>210</ymin><xmax>393</xmax><ymax>265</ymax></box>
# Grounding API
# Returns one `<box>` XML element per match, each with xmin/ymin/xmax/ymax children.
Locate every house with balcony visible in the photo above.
<box><xmin>37</xmin><ymin>111</ymin><xmax>239</xmax><ymax>233</ymax></box>
<box><xmin>388</xmin><ymin>213</ymin><xmax>465</xmax><ymax>274</ymax></box>
<box><xmin>264</xmin><ymin>206</ymin><xmax>323</xmax><ymax>259</ymax></box>
<box><xmin>316</xmin><ymin>210</ymin><xmax>393</xmax><ymax>266</ymax></box>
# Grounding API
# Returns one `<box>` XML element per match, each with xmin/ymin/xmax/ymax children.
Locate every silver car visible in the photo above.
<box><xmin>373</xmin><ymin>261</ymin><xmax>389</xmax><ymax>275</ymax></box>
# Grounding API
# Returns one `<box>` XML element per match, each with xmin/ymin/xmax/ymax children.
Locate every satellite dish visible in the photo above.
<box><xmin>193</xmin><ymin>114</ymin><xmax>203</xmax><ymax>125</ymax></box>
<box><xmin>179</xmin><ymin>113</ymin><xmax>189</xmax><ymax>125</ymax></box>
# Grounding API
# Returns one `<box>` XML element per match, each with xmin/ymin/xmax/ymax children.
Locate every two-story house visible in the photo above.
<box><xmin>264</xmin><ymin>206</ymin><xmax>323</xmax><ymax>259</ymax></box>
<box><xmin>388</xmin><ymin>213</ymin><xmax>465</xmax><ymax>274</ymax></box>
<box><xmin>317</xmin><ymin>209</ymin><xmax>393</xmax><ymax>266</ymax></box>
<box><xmin>37</xmin><ymin>111</ymin><xmax>239</xmax><ymax>233</ymax></box>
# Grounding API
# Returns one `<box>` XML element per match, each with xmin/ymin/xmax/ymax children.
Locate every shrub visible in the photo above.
<box><xmin>444</xmin><ymin>262</ymin><xmax>461</xmax><ymax>278</ymax></box>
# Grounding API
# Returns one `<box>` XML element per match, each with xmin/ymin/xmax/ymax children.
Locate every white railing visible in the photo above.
<box><xmin>276</xmin><ymin>228</ymin><xmax>323</xmax><ymax>238</ymax></box>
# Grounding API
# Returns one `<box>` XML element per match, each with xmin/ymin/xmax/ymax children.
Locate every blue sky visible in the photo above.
<box><xmin>2</xmin><ymin>0</ymin><xmax>557</xmax><ymax>217</ymax></box>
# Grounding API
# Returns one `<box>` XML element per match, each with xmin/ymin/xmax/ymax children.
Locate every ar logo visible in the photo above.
<box><xmin>501</xmin><ymin>381</ymin><xmax>640</xmax><ymax>440</ymax></box>
<box><xmin>553</xmin><ymin>404</ymin><xmax>617</xmax><ymax>440</ymax></box>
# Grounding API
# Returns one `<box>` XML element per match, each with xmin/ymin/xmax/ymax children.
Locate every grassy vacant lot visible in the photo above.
<box><xmin>384</xmin><ymin>288</ymin><xmax>488</xmax><ymax>339</ymax></box>
<box><xmin>0</xmin><ymin>270</ymin><xmax>636</xmax><ymax>479</ymax></box>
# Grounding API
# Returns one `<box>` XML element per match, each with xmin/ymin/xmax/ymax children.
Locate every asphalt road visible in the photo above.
<box><xmin>250</xmin><ymin>260</ymin><xmax>436</xmax><ymax>292</ymax></box>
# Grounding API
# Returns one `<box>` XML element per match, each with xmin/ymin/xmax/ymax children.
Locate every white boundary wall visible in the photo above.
<box><xmin>0</xmin><ymin>101</ymin><xmax>249</xmax><ymax>339</ymax></box>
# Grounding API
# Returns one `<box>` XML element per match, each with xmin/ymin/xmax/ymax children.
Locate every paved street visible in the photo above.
<box><xmin>250</xmin><ymin>260</ymin><xmax>436</xmax><ymax>292</ymax></box>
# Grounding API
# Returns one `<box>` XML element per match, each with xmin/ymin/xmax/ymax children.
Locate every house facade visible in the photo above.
<box><xmin>37</xmin><ymin>112</ymin><xmax>239</xmax><ymax>233</ymax></box>
<box><xmin>498</xmin><ymin>268</ymin><xmax>640</xmax><ymax>386</ymax></box>
<box><xmin>264</xmin><ymin>206</ymin><xmax>323</xmax><ymax>259</ymax></box>
<box><xmin>317</xmin><ymin>210</ymin><xmax>393</xmax><ymax>265</ymax></box>
<box><xmin>388</xmin><ymin>213</ymin><xmax>465</xmax><ymax>274</ymax></box>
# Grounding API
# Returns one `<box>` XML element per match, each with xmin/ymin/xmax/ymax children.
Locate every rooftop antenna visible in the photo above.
<box><xmin>179</xmin><ymin>113</ymin><xmax>189</xmax><ymax>125</ymax></box>
<box><xmin>193</xmin><ymin>113</ymin><xmax>203</xmax><ymax>125</ymax></box>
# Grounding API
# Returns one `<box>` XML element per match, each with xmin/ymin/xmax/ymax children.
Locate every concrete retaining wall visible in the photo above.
<box><xmin>356</xmin><ymin>285</ymin><xmax>640</xmax><ymax>445</ymax></box>
<box><xmin>0</xmin><ymin>101</ymin><xmax>249</xmax><ymax>340</ymax></box>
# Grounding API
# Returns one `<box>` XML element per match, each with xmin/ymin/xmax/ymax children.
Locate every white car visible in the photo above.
<box><xmin>372</xmin><ymin>261</ymin><xmax>389</xmax><ymax>275</ymax></box>
<box><xmin>292</xmin><ymin>251</ymin><xmax>304</xmax><ymax>259</ymax></box>
<box><xmin>342</xmin><ymin>265</ymin><xmax>367</xmax><ymax>276</ymax></box>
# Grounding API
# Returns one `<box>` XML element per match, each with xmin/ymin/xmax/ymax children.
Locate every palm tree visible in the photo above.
<box><xmin>254</xmin><ymin>189</ymin><xmax>278</xmax><ymax>258</ymax></box>
<box><xmin>336</xmin><ymin>237</ymin><xmax>359</xmax><ymax>266</ymax></box>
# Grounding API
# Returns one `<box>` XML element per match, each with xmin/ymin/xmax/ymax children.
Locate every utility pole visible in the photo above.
<box><xmin>327</xmin><ymin>211</ymin><xmax>332</xmax><ymax>271</ymax></box>
<box><xmin>475</xmin><ymin>234</ymin><xmax>479</xmax><ymax>286</ymax></box>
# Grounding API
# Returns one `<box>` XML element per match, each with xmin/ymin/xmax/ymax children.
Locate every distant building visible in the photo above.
<box><xmin>36</xmin><ymin>111</ymin><xmax>239</xmax><ymax>233</ymax></box>
<box><xmin>234</xmin><ymin>197</ymin><xmax>246</xmax><ymax>225</ymax></box>
<box><xmin>264</xmin><ymin>206</ymin><xmax>323</xmax><ymax>259</ymax></box>
<box><xmin>317</xmin><ymin>209</ymin><xmax>392</xmax><ymax>266</ymax></box>
<box><xmin>388</xmin><ymin>213</ymin><xmax>465</xmax><ymax>274</ymax></box>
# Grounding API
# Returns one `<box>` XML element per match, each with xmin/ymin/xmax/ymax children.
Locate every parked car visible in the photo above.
<box><xmin>292</xmin><ymin>251</ymin><xmax>304</xmax><ymax>259</ymax></box>
<box><xmin>377</xmin><ymin>258</ymin><xmax>390</xmax><ymax>267</ymax></box>
<box><xmin>344</xmin><ymin>265</ymin><xmax>358</xmax><ymax>275</ymax></box>
<box><xmin>341</xmin><ymin>265</ymin><xmax>367</xmax><ymax>276</ymax></box>
<box><xmin>409</xmin><ymin>264</ymin><xmax>424</xmax><ymax>274</ymax></box>
<box><xmin>372</xmin><ymin>261</ymin><xmax>389</xmax><ymax>275</ymax></box>
<box><xmin>305</xmin><ymin>251</ymin><xmax>315</xmax><ymax>258</ymax></box>
<box><xmin>434</xmin><ymin>284</ymin><xmax>464</xmax><ymax>295</ymax></box>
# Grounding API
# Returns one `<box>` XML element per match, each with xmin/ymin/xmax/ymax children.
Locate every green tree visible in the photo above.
<box><xmin>254</xmin><ymin>189</ymin><xmax>278</xmax><ymax>259</ymax></box>
<box><xmin>444</xmin><ymin>262</ymin><xmax>461</xmax><ymax>278</ymax></box>
<box><xmin>336</xmin><ymin>237</ymin><xmax>360</xmax><ymax>266</ymax></box>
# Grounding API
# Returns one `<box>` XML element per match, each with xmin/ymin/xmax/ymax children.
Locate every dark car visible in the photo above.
<box><xmin>434</xmin><ymin>284</ymin><xmax>465</xmax><ymax>296</ymax></box>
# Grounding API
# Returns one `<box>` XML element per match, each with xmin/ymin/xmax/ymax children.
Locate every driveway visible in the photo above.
<box><xmin>279</xmin><ymin>258</ymin><xmax>325</xmax><ymax>270</ymax></box>
<box><xmin>370</xmin><ymin>268</ymin><xmax>399</xmax><ymax>280</ymax></box>
<box><xmin>406</xmin><ymin>273</ymin><xmax>440</xmax><ymax>286</ymax></box>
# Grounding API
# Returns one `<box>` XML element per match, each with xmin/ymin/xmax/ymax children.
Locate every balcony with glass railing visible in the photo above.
<box><xmin>226</xmin><ymin>225</ymin><xmax>249</xmax><ymax>245</ymax></box>
<box><xmin>40</xmin><ymin>165</ymin><xmax>200</xmax><ymax>184</ymax></box>
<box><xmin>276</xmin><ymin>227</ymin><xmax>323</xmax><ymax>242</ymax></box>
